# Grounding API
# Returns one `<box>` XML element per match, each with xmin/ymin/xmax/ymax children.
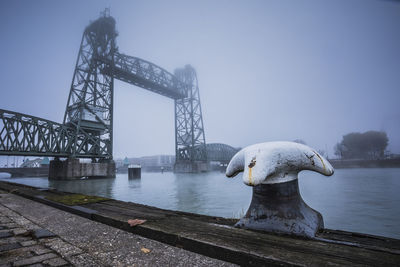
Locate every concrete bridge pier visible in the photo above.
<box><xmin>49</xmin><ymin>158</ymin><xmax>115</xmax><ymax>180</ymax></box>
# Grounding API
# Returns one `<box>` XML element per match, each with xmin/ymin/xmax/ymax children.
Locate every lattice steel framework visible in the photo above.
<box><xmin>174</xmin><ymin>65</ymin><xmax>207</xmax><ymax>163</ymax></box>
<box><xmin>0</xmin><ymin>109</ymin><xmax>73</xmax><ymax>157</ymax></box>
<box><xmin>0</xmin><ymin>13</ymin><xmax>208</xmax><ymax>165</ymax></box>
<box><xmin>205</xmin><ymin>143</ymin><xmax>240</xmax><ymax>163</ymax></box>
<box><xmin>111</xmin><ymin>53</ymin><xmax>187</xmax><ymax>99</ymax></box>
<box><xmin>64</xmin><ymin>15</ymin><xmax>117</xmax><ymax>159</ymax></box>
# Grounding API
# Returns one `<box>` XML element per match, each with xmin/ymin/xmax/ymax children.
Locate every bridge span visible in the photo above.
<box><xmin>0</xmin><ymin>12</ymin><xmax>212</xmax><ymax>178</ymax></box>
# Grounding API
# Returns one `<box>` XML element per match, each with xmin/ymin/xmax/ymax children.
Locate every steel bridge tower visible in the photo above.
<box><xmin>62</xmin><ymin>12</ymin><xmax>208</xmax><ymax>172</ymax></box>
<box><xmin>0</xmin><ymin>12</ymin><xmax>208</xmax><ymax>176</ymax></box>
<box><xmin>64</xmin><ymin>14</ymin><xmax>116</xmax><ymax>160</ymax></box>
<box><xmin>174</xmin><ymin>66</ymin><xmax>208</xmax><ymax>172</ymax></box>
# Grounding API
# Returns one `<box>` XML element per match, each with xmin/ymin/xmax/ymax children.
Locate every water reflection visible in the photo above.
<box><xmin>48</xmin><ymin>177</ymin><xmax>116</xmax><ymax>198</ymax></box>
<box><xmin>173</xmin><ymin>172</ymin><xmax>251</xmax><ymax>217</ymax></box>
<box><xmin>174</xmin><ymin>173</ymin><xmax>209</xmax><ymax>215</ymax></box>
<box><xmin>299</xmin><ymin>168</ymin><xmax>400</xmax><ymax>239</ymax></box>
<box><xmin>128</xmin><ymin>178</ymin><xmax>141</xmax><ymax>189</ymax></box>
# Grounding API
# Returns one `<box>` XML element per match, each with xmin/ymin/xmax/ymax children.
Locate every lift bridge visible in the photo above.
<box><xmin>0</xmin><ymin>13</ymin><xmax>210</xmax><ymax>178</ymax></box>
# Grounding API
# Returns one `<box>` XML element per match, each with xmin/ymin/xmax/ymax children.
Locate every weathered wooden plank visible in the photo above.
<box><xmin>85</xmin><ymin>201</ymin><xmax>400</xmax><ymax>266</ymax></box>
<box><xmin>319</xmin><ymin>229</ymin><xmax>400</xmax><ymax>253</ymax></box>
<box><xmin>100</xmin><ymin>199</ymin><xmax>237</xmax><ymax>225</ymax></box>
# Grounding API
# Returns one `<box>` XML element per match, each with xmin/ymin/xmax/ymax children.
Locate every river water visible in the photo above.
<box><xmin>1</xmin><ymin>168</ymin><xmax>399</xmax><ymax>239</ymax></box>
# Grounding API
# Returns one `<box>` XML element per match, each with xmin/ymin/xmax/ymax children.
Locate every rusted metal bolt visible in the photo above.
<box><xmin>226</xmin><ymin>141</ymin><xmax>334</xmax><ymax>238</ymax></box>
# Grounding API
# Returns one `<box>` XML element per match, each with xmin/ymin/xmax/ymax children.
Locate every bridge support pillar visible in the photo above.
<box><xmin>49</xmin><ymin>158</ymin><xmax>115</xmax><ymax>180</ymax></box>
<box><xmin>174</xmin><ymin>161</ymin><xmax>210</xmax><ymax>173</ymax></box>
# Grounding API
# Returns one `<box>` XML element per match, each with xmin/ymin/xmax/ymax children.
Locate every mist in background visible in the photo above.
<box><xmin>0</xmin><ymin>0</ymin><xmax>399</xmax><ymax>160</ymax></box>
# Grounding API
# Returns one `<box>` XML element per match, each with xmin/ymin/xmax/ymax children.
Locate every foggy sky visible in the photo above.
<box><xmin>0</xmin><ymin>0</ymin><xmax>399</xmax><ymax>160</ymax></box>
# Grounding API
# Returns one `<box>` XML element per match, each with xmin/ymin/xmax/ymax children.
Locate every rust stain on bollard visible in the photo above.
<box><xmin>248</xmin><ymin>157</ymin><xmax>256</xmax><ymax>185</ymax></box>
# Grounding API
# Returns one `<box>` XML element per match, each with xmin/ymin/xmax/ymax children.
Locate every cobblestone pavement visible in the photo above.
<box><xmin>0</xmin><ymin>196</ymin><xmax>71</xmax><ymax>266</ymax></box>
<box><xmin>0</xmin><ymin>190</ymin><xmax>236</xmax><ymax>266</ymax></box>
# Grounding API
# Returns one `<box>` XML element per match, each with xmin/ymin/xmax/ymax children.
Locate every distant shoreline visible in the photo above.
<box><xmin>330</xmin><ymin>158</ymin><xmax>400</xmax><ymax>169</ymax></box>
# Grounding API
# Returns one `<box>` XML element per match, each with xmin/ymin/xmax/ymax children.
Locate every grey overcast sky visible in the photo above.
<box><xmin>0</xmin><ymin>0</ymin><xmax>399</xmax><ymax>159</ymax></box>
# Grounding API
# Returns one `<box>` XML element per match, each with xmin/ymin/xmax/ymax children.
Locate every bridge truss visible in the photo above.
<box><xmin>205</xmin><ymin>143</ymin><xmax>240</xmax><ymax>163</ymax></box>
<box><xmin>0</xmin><ymin>13</ymin><xmax>208</xmax><ymax>168</ymax></box>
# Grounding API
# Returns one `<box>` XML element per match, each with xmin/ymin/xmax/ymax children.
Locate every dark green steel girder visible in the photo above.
<box><xmin>104</xmin><ymin>52</ymin><xmax>187</xmax><ymax>99</ymax></box>
<box><xmin>174</xmin><ymin>65</ymin><xmax>208</xmax><ymax>163</ymax></box>
<box><xmin>0</xmin><ymin>13</ymin><xmax>208</xmax><ymax>164</ymax></box>
<box><xmin>0</xmin><ymin>109</ymin><xmax>106</xmax><ymax>158</ymax></box>
<box><xmin>205</xmin><ymin>143</ymin><xmax>240</xmax><ymax>163</ymax></box>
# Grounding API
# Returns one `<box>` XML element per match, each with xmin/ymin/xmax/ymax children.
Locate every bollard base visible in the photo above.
<box><xmin>235</xmin><ymin>179</ymin><xmax>323</xmax><ymax>238</ymax></box>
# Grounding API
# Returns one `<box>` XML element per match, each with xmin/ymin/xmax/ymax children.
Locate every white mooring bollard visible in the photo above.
<box><xmin>226</xmin><ymin>141</ymin><xmax>334</xmax><ymax>238</ymax></box>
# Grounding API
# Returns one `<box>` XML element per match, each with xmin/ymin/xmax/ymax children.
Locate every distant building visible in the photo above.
<box><xmin>20</xmin><ymin>157</ymin><xmax>50</xmax><ymax>168</ymax></box>
<box><xmin>40</xmin><ymin>157</ymin><xmax>50</xmax><ymax>167</ymax></box>
<box><xmin>123</xmin><ymin>157</ymin><xmax>129</xmax><ymax>167</ymax></box>
<box><xmin>116</xmin><ymin>155</ymin><xmax>175</xmax><ymax>172</ymax></box>
<box><xmin>139</xmin><ymin>155</ymin><xmax>175</xmax><ymax>171</ymax></box>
